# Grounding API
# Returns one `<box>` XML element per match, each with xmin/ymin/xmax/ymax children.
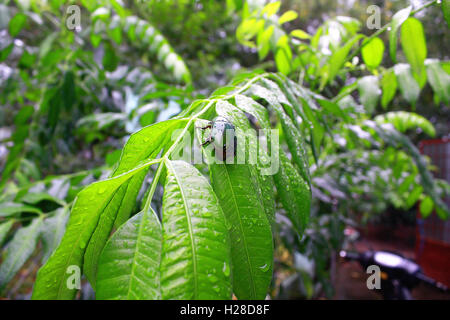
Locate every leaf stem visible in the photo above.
<box><xmin>142</xmin><ymin>73</ymin><xmax>269</xmax><ymax>212</ymax></box>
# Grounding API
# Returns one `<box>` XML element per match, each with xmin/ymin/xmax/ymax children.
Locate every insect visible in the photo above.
<box><xmin>198</xmin><ymin>116</ymin><xmax>237</xmax><ymax>160</ymax></box>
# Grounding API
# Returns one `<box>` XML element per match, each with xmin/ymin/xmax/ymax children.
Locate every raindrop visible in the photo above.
<box><xmin>222</xmin><ymin>262</ymin><xmax>230</xmax><ymax>277</ymax></box>
<box><xmin>259</xmin><ymin>263</ymin><xmax>270</xmax><ymax>272</ymax></box>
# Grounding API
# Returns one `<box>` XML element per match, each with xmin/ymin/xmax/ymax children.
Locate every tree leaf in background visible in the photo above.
<box><xmin>262</xmin><ymin>1</ymin><xmax>281</xmax><ymax>17</ymax></box>
<box><xmin>161</xmin><ymin>160</ymin><xmax>232</xmax><ymax>300</ymax></box>
<box><xmin>279</xmin><ymin>10</ymin><xmax>298</xmax><ymax>25</ymax></box>
<box><xmin>381</xmin><ymin>69</ymin><xmax>397</xmax><ymax>109</ymax></box>
<box><xmin>19</xmin><ymin>192</ymin><xmax>65</xmax><ymax>206</ymax></box>
<box><xmin>0</xmin><ymin>217</ymin><xmax>43</xmax><ymax>292</ymax></box>
<box><xmin>274</xmin><ymin>152</ymin><xmax>310</xmax><ymax>234</ymax></box>
<box><xmin>389</xmin><ymin>6</ymin><xmax>412</xmax><ymax>63</ymax></box>
<box><xmin>8</xmin><ymin>12</ymin><xmax>27</xmax><ymax>37</ymax></box>
<box><xmin>0</xmin><ymin>105</ymin><xmax>34</xmax><ymax>190</ymax></box>
<box><xmin>400</xmin><ymin>18</ymin><xmax>427</xmax><ymax>84</ymax></box>
<box><xmin>275</xmin><ymin>47</ymin><xmax>291</xmax><ymax>75</ymax></box>
<box><xmin>420</xmin><ymin>196</ymin><xmax>434</xmax><ymax>218</ymax></box>
<box><xmin>290</xmin><ymin>29</ymin><xmax>311</xmax><ymax>39</ymax></box>
<box><xmin>406</xmin><ymin>185</ymin><xmax>423</xmax><ymax>209</ymax></box>
<box><xmin>102</xmin><ymin>41</ymin><xmax>119</xmax><ymax>72</ymax></box>
<box><xmin>357</xmin><ymin>75</ymin><xmax>380</xmax><ymax>113</ymax></box>
<box><xmin>257</xmin><ymin>25</ymin><xmax>274</xmax><ymax>60</ymax></box>
<box><xmin>394</xmin><ymin>64</ymin><xmax>420</xmax><ymax>106</ymax></box>
<box><xmin>40</xmin><ymin>207</ymin><xmax>70</xmax><ymax>263</ymax></box>
<box><xmin>442</xmin><ymin>0</ymin><xmax>450</xmax><ymax>27</ymax></box>
<box><xmin>323</xmin><ymin>35</ymin><xmax>362</xmax><ymax>88</ymax></box>
<box><xmin>0</xmin><ymin>202</ymin><xmax>43</xmax><ymax>217</ymax></box>
<box><xmin>0</xmin><ymin>220</ymin><xmax>14</xmax><ymax>246</ymax></box>
<box><xmin>425</xmin><ymin>59</ymin><xmax>450</xmax><ymax>105</ymax></box>
<box><xmin>119</xmin><ymin>14</ymin><xmax>191</xmax><ymax>83</ymax></box>
<box><xmin>96</xmin><ymin>208</ymin><xmax>162</xmax><ymax>300</ymax></box>
<box><xmin>61</xmin><ymin>71</ymin><xmax>76</xmax><ymax>112</ymax></box>
<box><xmin>0</xmin><ymin>42</ymin><xmax>14</xmax><ymax>62</ymax></box>
<box><xmin>361</xmin><ymin>37</ymin><xmax>384</xmax><ymax>69</ymax></box>
<box><xmin>374</xmin><ymin>111</ymin><xmax>436</xmax><ymax>137</ymax></box>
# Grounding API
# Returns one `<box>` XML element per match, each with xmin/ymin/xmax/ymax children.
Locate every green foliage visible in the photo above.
<box><xmin>236</xmin><ymin>1</ymin><xmax>449</xmax><ymax>111</ymax></box>
<box><xmin>361</xmin><ymin>37</ymin><xmax>385</xmax><ymax>70</ymax></box>
<box><xmin>96</xmin><ymin>207</ymin><xmax>162</xmax><ymax>299</ymax></box>
<box><xmin>0</xmin><ymin>0</ymin><xmax>448</xmax><ymax>301</ymax></box>
<box><xmin>374</xmin><ymin>111</ymin><xmax>436</xmax><ymax>137</ymax></box>
<box><xmin>90</xmin><ymin>8</ymin><xmax>191</xmax><ymax>83</ymax></box>
<box><xmin>390</xmin><ymin>6</ymin><xmax>412</xmax><ymax>63</ymax></box>
<box><xmin>31</xmin><ymin>72</ymin><xmax>319</xmax><ymax>299</ymax></box>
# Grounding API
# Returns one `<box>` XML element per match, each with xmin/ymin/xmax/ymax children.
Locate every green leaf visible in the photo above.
<box><xmin>400</xmin><ymin>18</ymin><xmax>427</xmax><ymax>81</ymax></box>
<box><xmin>394</xmin><ymin>64</ymin><xmax>420</xmax><ymax>105</ymax></box>
<box><xmin>262</xmin><ymin>1</ymin><xmax>281</xmax><ymax>17</ymax></box>
<box><xmin>109</xmin><ymin>119</ymin><xmax>190</xmax><ymax>229</ymax></box>
<box><xmin>202</xmin><ymin>101</ymin><xmax>273</xmax><ymax>300</ymax></box>
<box><xmin>207</xmin><ymin>160</ymin><xmax>272</xmax><ymax>299</ymax></box>
<box><xmin>425</xmin><ymin>59</ymin><xmax>450</xmax><ymax>105</ymax></box>
<box><xmin>279</xmin><ymin>10</ymin><xmax>298</xmax><ymax>24</ymax></box>
<box><xmin>290</xmin><ymin>29</ymin><xmax>310</xmax><ymax>40</ymax></box>
<box><xmin>361</xmin><ymin>37</ymin><xmax>384</xmax><ymax>69</ymax></box>
<box><xmin>234</xmin><ymin>94</ymin><xmax>271</xmax><ymax>130</ymax></box>
<box><xmin>40</xmin><ymin>207</ymin><xmax>70</xmax><ymax>263</ymax></box>
<box><xmin>9</xmin><ymin>13</ymin><xmax>27</xmax><ymax>37</ymax></box>
<box><xmin>96</xmin><ymin>208</ymin><xmax>162</xmax><ymax>300</ymax></box>
<box><xmin>324</xmin><ymin>35</ymin><xmax>362</xmax><ymax>87</ymax></box>
<box><xmin>374</xmin><ymin>111</ymin><xmax>436</xmax><ymax>137</ymax></box>
<box><xmin>406</xmin><ymin>185</ymin><xmax>423</xmax><ymax>209</ymax></box>
<box><xmin>91</xmin><ymin>7</ymin><xmax>110</xmax><ymax>22</ymax></box>
<box><xmin>420</xmin><ymin>196</ymin><xmax>434</xmax><ymax>218</ymax></box>
<box><xmin>358</xmin><ymin>75</ymin><xmax>380</xmax><ymax>113</ymax></box>
<box><xmin>275</xmin><ymin>47</ymin><xmax>291</xmax><ymax>75</ymax></box>
<box><xmin>0</xmin><ymin>202</ymin><xmax>42</xmax><ymax>217</ymax></box>
<box><xmin>0</xmin><ymin>217</ymin><xmax>42</xmax><ymax>292</ymax></box>
<box><xmin>114</xmin><ymin>119</ymin><xmax>189</xmax><ymax>176</ymax></box>
<box><xmin>102</xmin><ymin>41</ymin><xmax>118</xmax><ymax>72</ymax></box>
<box><xmin>381</xmin><ymin>69</ymin><xmax>397</xmax><ymax>109</ymax></box>
<box><xmin>442</xmin><ymin>0</ymin><xmax>450</xmax><ymax>27</ymax></box>
<box><xmin>0</xmin><ymin>220</ymin><xmax>14</xmax><ymax>246</ymax></box>
<box><xmin>217</xmin><ymin>99</ymin><xmax>276</xmax><ymax>224</ymax></box>
<box><xmin>257</xmin><ymin>26</ymin><xmax>274</xmax><ymax>60</ymax></box>
<box><xmin>19</xmin><ymin>192</ymin><xmax>65</xmax><ymax>206</ymax></box>
<box><xmin>0</xmin><ymin>42</ymin><xmax>14</xmax><ymax>62</ymax></box>
<box><xmin>161</xmin><ymin>160</ymin><xmax>232</xmax><ymax>299</ymax></box>
<box><xmin>249</xmin><ymin>83</ymin><xmax>310</xmax><ymax>185</ymax></box>
<box><xmin>274</xmin><ymin>152</ymin><xmax>310</xmax><ymax>234</ymax></box>
<box><xmin>389</xmin><ymin>6</ymin><xmax>412</xmax><ymax>63</ymax></box>
<box><xmin>32</xmin><ymin>158</ymin><xmax>160</xmax><ymax>300</ymax></box>
<box><xmin>0</xmin><ymin>105</ymin><xmax>34</xmax><ymax>189</ymax></box>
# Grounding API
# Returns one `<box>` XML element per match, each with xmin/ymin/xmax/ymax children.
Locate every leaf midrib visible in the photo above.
<box><xmin>221</xmin><ymin>165</ymin><xmax>257</xmax><ymax>298</ymax></box>
<box><xmin>165</xmin><ymin>160</ymin><xmax>198</xmax><ymax>299</ymax></box>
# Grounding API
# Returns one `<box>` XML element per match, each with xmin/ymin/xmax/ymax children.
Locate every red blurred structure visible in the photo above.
<box><xmin>416</xmin><ymin>138</ymin><xmax>450</xmax><ymax>287</ymax></box>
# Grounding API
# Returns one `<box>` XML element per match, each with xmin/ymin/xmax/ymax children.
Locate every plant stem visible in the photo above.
<box><xmin>141</xmin><ymin>73</ymin><xmax>269</xmax><ymax>212</ymax></box>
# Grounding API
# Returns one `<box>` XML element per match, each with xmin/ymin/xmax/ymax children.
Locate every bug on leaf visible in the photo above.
<box><xmin>198</xmin><ymin>116</ymin><xmax>237</xmax><ymax>161</ymax></box>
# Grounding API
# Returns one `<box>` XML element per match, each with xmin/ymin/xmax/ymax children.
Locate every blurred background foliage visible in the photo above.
<box><xmin>0</xmin><ymin>0</ymin><xmax>449</xmax><ymax>299</ymax></box>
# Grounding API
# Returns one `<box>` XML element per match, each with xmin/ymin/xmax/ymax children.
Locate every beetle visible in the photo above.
<box><xmin>198</xmin><ymin>116</ymin><xmax>237</xmax><ymax>160</ymax></box>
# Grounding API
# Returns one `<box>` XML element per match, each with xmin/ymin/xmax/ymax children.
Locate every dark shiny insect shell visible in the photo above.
<box><xmin>200</xmin><ymin>116</ymin><xmax>237</xmax><ymax>160</ymax></box>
